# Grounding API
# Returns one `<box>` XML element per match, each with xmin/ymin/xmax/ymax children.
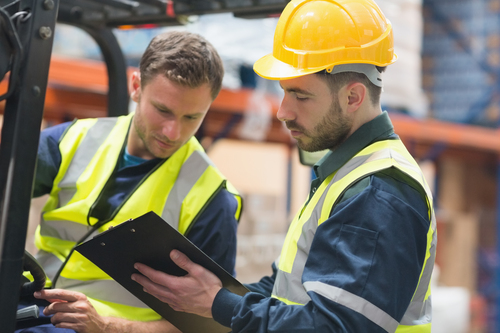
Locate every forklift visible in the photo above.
<box><xmin>0</xmin><ymin>1</ymin><xmax>290</xmax><ymax>331</ymax></box>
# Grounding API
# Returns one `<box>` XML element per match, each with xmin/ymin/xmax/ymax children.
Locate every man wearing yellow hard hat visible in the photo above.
<box><xmin>131</xmin><ymin>1</ymin><xmax>437</xmax><ymax>332</ymax></box>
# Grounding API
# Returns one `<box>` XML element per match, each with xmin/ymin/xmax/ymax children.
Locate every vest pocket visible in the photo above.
<box><xmin>335</xmin><ymin>224</ymin><xmax>379</xmax><ymax>291</ymax></box>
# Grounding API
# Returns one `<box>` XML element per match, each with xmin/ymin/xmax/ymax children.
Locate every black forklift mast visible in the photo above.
<box><xmin>0</xmin><ymin>1</ymin><xmax>289</xmax><ymax>331</ymax></box>
<box><xmin>0</xmin><ymin>1</ymin><xmax>59</xmax><ymax>332</ymax></box>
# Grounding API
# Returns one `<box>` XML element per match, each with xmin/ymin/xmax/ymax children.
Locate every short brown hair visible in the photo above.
<box><xmin>139</xmin><ymin>31</ymin><xmax>224</xmax><ymax>100</ymax></box>
<box><xmin>316</xmin><ymin>66</ymin><xmax>386</xmax><ymax>105</ymax></box>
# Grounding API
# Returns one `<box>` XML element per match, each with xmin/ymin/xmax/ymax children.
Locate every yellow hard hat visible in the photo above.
<box><xmin>254</xmin><ymin>0</ymin><xmax>398</xmax><ymax>81</ymax></box>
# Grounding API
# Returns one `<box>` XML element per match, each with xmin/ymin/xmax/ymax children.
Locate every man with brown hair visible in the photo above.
<box><xmin>131</xmin><ymin>1</ymin><xmax>436</xmax><ymax>332</ymax></box>
<box><xmin>18</xmin><ymin>30</ymin><xmax>241</xmax><ymax>333</ymax></box>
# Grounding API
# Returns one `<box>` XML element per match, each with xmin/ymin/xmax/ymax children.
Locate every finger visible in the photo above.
<box><xmin>39</xmin><ymin>289</ymin><xmax>82</xmax><ymax>302</ymax></box>
<box><xmin>50</xmin><ymin>311</ymin><xmax>83</xmax><ymax>328</ymax></box>
<box><xmin>33</xmin><ymin>293</ymin><xmax>65</xmax><ymax>303</ymax></box>
<box><xmin>134</xmin><ymin>262</ymin><xmax>159</xmax><ymax>278</ymax></box>
<box><xmin>139</xmin><ymin>287</ymin><xmax>185</xmax><ymax>311</ymax></box>
<box><xmin>170</xmin><ymin>250</ymin><xmax>197</xmax><ymax>273</ymax></box>
<box><xmin>170</xmin><ymin>250</ymin><xmax>219</xmax><ymax>283</ymax></box>
<box><xmin>131</xmin><ymin>271</ymin><xmax>158</xmax><ymax>289</ymax></box>
<box><xmin>44</xmin><ymin>299</ymin><xmax>83</xmax><ymax>315</ymax></box>
<box><xmin>132</xmin><ymin>273</ymin><xmax>172</xmax><ymax>297</ymax></box>
<box><xmin>35</xmin><ymin>289</ymin><xmax>84</xmax><ymax>303</ymax></box>
<box><xmin>43</xmin><ymin>302</ymin><xmax>68</xmax><ymax>316</ymax></box>
<box><xmin>131</xmin><ymin>273</ymin><xmax>181</xmax><ymax>306</ymax></box>
<box><xmin>134</xmin><ymin>263</ymin><xmax>179</xmax><ymax>286</ymax></box>
<box><xmin>142</xmin><ymin>288</ymin><xmax>176</xmax><ymax>305</ymax></box>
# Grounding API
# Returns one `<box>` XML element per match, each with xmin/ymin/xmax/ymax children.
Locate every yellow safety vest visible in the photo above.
<box><xmin>272</xmin><ymin>139</ymin><xmax>436</xmax><ymax>333</ymax></box>
<box><xmin>34</xmin><ymin>113</ymin><xmax>242</xmax><ymax>321</ymax></box>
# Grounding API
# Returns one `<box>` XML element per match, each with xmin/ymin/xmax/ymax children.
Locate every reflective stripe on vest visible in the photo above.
<box><xmin>56</xmin><ymin>276</ymin><xmax>148</xmax><ymax>308</ymax></box>
<box><xmin>162</xmin><ymin>150</ymin><xmax>215</xmax><ymax>230</ymax></box>
<box><xmin>57</xmin><ymin>118</ymin><xmax>117</xmax><ymax>207</ymax></box>
<box><xmin>34</xmin><ymin>114</ymin><xmax>241</xmax><ymax>320</ymax></box>
<box><xmin>271</xmin><ymin>139</ymin><xmax>436</xmax><ymax>333</ymax></box>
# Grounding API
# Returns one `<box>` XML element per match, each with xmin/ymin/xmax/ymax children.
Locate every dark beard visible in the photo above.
<box><xmin>287</xmin><ymin>99</ymin><xmax>351</xmax><ymax>152</ymax></box>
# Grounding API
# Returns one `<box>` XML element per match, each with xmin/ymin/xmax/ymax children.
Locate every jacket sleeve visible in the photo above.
<box><xmin>185</xmin><ymin>188</ymin><xmax>239</xmax><ymax>276</ymax></box>
<box><xmin>32</xmin><ymin>122</ymin><xmax>71</xmax><ymax>197</ymax></box>
<box><xmin>244</xmin><ymin>262</ymin><xmax>278</xmax><ymax>296</ymax></box>
<box><xmin>212</xmin><ymin>172</ymin><xmax>430</xmax><ymax>332</ymax></box>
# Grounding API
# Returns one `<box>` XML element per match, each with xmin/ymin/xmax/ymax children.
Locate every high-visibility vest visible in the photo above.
<box><xmin>272</xmin><ymin>139</ymin><xmax>436</xmax><ymax>333</ymax></box>
<box><xmin>34</xmin><ymin>113</ymin><xmax>242</xmax><ymax>321</ymax></box>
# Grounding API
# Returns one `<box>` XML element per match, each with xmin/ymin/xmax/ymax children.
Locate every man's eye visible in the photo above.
<box><xmin>296</xmin><ymin>96</ymin><xmax>308</xmax><ymax>101</ymax></box>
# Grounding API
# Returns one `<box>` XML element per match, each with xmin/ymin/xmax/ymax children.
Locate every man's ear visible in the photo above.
<box><xmin>129</xmin><ymin>72</ymin><xmax>141</xmax><ymax>102</ymax></box>
<box><xmin>345</xmin><ymin>82</ymin><xmax>366</xmax><ymax>113</ymax></box>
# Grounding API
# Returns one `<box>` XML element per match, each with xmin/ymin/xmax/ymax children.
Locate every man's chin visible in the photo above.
<box><xmin>153</xmin><ymin>147</ymin><xmax>179</xmax><ymax>159</ymax></box>
<box><xmin>148</xmin><ymin>142</ymin><xmax>179</xmax><ymax>159</ymax></box>
<box><xmin>153</xmin><ymin>152</ymin><xmax>172</xmax><ymax>159</ymax></box>
<box><xmin>298</xmin><ymin>143</ymin><xmax>330</xmax><ymax>153</ymax></box>
<box><xmin>297</xmin><ymin>141</ymin><xmax>318</xmax><ymax>153</ymax></box>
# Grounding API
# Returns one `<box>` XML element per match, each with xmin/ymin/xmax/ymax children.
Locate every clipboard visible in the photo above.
<box><xmin>75</xmin><ymin>211</ymin><xmax>248</xmax><ymax>333</ymax></box>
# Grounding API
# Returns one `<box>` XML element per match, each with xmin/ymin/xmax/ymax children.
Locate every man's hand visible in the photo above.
<box><xmin>132</xmin><ymin>249</ymin><xmax>223</xmax><ymax>318</ymax></box>
<box><xmin>34</xmin><ymin>289</ymin><xmax>181</xmax><ymax>333</ymax></box>
<box><xmin>34</xmin><ymin>289</ymin><xmax>110</xmax><ymax>333</ymax></box>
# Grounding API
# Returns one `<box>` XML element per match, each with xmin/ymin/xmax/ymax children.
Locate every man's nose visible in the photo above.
<box><xmin>162</xmin><ymin>119</ymin><xmax>181</xmax><ymax>141</ymax></box>
<box><xmin>276</xmin><ymin>96</ymin><xmax>295</xmax><ymax>123</ymax></box>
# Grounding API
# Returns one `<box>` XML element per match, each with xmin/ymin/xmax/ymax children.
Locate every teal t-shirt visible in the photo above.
<box><xmin>120</xmin><ymin>147</ymin><xmax>148</xmax><ymax>169</ymax></box>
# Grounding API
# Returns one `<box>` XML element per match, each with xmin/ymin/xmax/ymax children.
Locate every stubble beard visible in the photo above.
<box><xmin>291</xmin><ymin>99</ymin><xmax>352</xmax><ymax>153</ymax></box>
<box><xmin>132</xmin><ymin>111</ymin><xmax>160</xmax><ymax>159</ymax></box>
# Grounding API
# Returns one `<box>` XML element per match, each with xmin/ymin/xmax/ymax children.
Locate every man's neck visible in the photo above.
<box><xmin>349</xmin><ymin>105</ymin><xmax>382</xmax><ymax>138</ymax></box>
<box><xmin>126</xmin><ymin>119</ymin><xmax>154</xmax><ymax>160</ymax></box>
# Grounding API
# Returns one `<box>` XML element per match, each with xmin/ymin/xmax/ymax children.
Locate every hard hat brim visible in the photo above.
<box><xmin>253</xmin><ymin>53</ymin><xmax>398</xmax><ymax>84</ymax></box>
<box><xmin>253</xmin><ymin>53</ymin><xmax>325</xmax><ymax>81</ymax></box>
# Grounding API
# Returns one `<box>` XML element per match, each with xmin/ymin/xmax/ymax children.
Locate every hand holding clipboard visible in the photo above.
<box><xmin>76</xmin><ymin>211</ymin><xmax>248</xmax><ymax>333</ymax></box>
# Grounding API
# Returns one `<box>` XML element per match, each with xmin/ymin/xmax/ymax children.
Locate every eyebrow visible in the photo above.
<box><xmin>151</xmin><ymin>101</ymin><xmax>204</xmax><ymax>117</ymax></box>
<box><xmin>152</xmin><ymin>101</ymin><xmax>173</xmax><ymax>113</ymax></box>
<box><xmin>279</xmin><ymin>83</ymin><xmax>314</xmax><ymax>96</ymax></box>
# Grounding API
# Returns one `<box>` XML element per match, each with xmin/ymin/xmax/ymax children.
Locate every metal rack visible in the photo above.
<box><xmin>423</xmin><ymin>1</ymin><xmax>500</xmax><ymax>331</ymax></box>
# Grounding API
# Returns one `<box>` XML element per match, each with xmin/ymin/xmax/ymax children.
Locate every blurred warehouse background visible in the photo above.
<box><xmin>2</xmin><ymin>0</ymin><xmax>500</xmax><ymax>332</ymax></box>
